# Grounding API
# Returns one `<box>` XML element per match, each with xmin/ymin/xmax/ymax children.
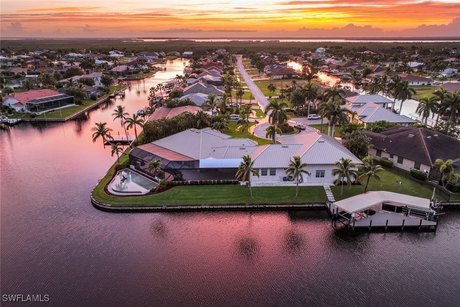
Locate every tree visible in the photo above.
<box><xmin>265</xmin><ymin>100</ymin><xmax>288</xmax><ymax>127</ymax></box>
<box><xmin>342</xmin><ymin>131</ymin><xmax>370</xmax><ymax>159</ymax></box>
<box><xmin>357</xmin><ymin>156</ymin><xmax>384</xmax><ymax>193</ymax></box>
<box><xmin>236</xmin><ymin>155</ymin><xmax>259</xmax><ymax>198</ymax></box>
<box><xmin>416</xmin><ymin>96</ymin><xmax>438</xmax><ymax>125</ymax></box>
<box><xmin>393</xmin><ymin>80</ymin><xmax>416</xmax><ymax>114</ymax></box>
<box><xmin>111</xmin><ymin>143</ymin><xmax>123</xmax><ymax>159</ymax></box>
<box><xmin>148</xmin><ymin>159</ymin><xmax>161</xmax><ymax>177</ymax></box>
<box><xmin>433</xmin><ymin>88</ymin><xmax>448</xmax><ymax>127</ymax></box>
<box><xmin>332</xmin><ymin>157</ymin><xmax>358</xmax><ymax>194</ymax></box>
<box><xmin>285</xmin><ymin>156</ymin><xmax>311</xmax><ymax>197</ymax></box>
<box><xmin>267</xmin><ymin>83</ymin><xmax>277</xmax><ymax>97</ymax></box>
<box><xmin>323</xmin><ymin>86</ymin><xmax>346</xmax><ymax>103</ymax></box>
<box><xmin>434</xmin><ymin>159</ymin><xmax>454</xmax><ymax>187</ymax></box>
<box><xmin>112</xmin><ymin>105</ymin><xmax>129</xmax><ymax>141</ymax></box>
<box><xmin>65</xmin><ymin>85</ymin><xmax>87</xmax><ymax>104</ymax></box>
<box><xmin>101</xmin><ymin>75</ymin><xmax>114</xmax><ymax>88</ymax></box>
<box><xmin>442</xmin><ymin>91</ymin><xmax>460</xmax><ymax>133</ymax></box>
<box><xmin>318</xmin><ymin>100</ymin><xmax>349</xmax><ymax>136</ymax></box>
<box><xmin>125</xmin><ymin>113</ymin><xmax>144</xmax><ymax>139</ymax></box>
<box><xmin>203</xmin><ymin>95</ymin><xmax>219</xmax><ymax>116</ymax></box>
<box><xmin>91</xmin><ymin>122</ymin><xmax>112</xmax><ymax>147</ymax></box>
<box><xmin>265</xmin><ymin>124</ymin><xmax>281</xmax><ymax>144</ymax></box>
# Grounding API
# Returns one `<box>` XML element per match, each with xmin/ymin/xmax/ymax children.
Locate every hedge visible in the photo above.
<box><xmin>410</xmin><ymin>168</ymin><xmax>428</xmax><ymax>181</ymax></box>
<box><xmin>379</xmin><ymin>157</ymin><xmax>394</xmax><ymax>168</ymax></box>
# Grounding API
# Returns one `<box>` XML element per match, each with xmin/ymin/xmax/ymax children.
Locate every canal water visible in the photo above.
<box><xmin>1</xmin><ymin>59</ymin><xmax>460</xmax><ymax>306</ymax></box>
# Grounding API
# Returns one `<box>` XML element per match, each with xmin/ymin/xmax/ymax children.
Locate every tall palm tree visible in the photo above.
<box><xmin>332</xmin><ymin>157</ymin><xmax>358</xmax><ymax>195</ymax></box>
<box><xmin>285</xmin><ymin>156</ymin><xmax>311</xmax><ymax>197</ymax></box>
<box><xmin>393</xmin><ymin>80</ymin><xmax>416</xmax><ymax>114</ymax></box>
<box><xmin>442</xmin><ymin>91</ymin><xmax>460</xmax><ymax>133</ymax></box>
<box><xmin>204</xmin><ymin>95</ymin><xmax>219</xmax><ymax>116</ymax></box>
<box><xmin>112</xmin><ymin>105</ymin><xmax>129</xmax><ymax>141</ymax></box>
<box><xmin>416</xmin><ymin>96</ymin><xmax>438</xmax><ymax>125</ymax></box>
<box><xmin>125</xmin><ymin>113</ymin><xmax>144</xmax><ymax>139</ymax></box>
<box><xmin>236</xmin><ymin>155</ymin><xmax>259</xmax><ymax>198</ymax></box>
<box><xmin>357</xmin><ymin>156</ymin><xmax>384</xmax><ymax>193</ymax></box>
<box><xmin>433</xmin><ymin>88</ymin><xmax>448</xmax><ymax>127</ymax></box>
<box><xmin>265</xmin><ymin>100</ymin><xmax>288</xmax><ymax>127</ymax></box>
<box><xmin>265</xmin><ymin>124</ymin><xmax>281</xmax><ymax>144</ymax></box>
<box><xmin>110</xmin><ymin>143</ymin><xmax>123</xmax><ymax>159</ymax></box>
<box><xmin>91</xmin><ymin>122</ymin><xmax>113</xmax><ymax>147</ymax></box>
<box><xmin>434</xmin><ymin>158</ymin><xmax>454</xmax><ymax>187</ymax></box>
<box><xmin>323</xmin><ymin>86</ymin><xmax>346</xmax><ymax>103</ymax></box>
<box><xmin>303</xmin><ymin>81</ymin><xmax>319</xmax><ymax>117</ymax></box>
<box><xmin>319</xmin><ymin>100</ymin><xmax>350</xmax><ymax>136</ymax></box>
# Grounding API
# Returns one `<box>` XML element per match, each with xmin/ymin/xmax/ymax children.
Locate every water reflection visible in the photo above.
<box><xmin>150</xmin><ymin>219</ymin><xmax>168</xmax><ymax>239</ymax></box>
<box><xmin>237</xmin><ymin>237</ymin><xmax>260</xmax><ymax>260</ymax></box>
<box><xmin>284</xmin><ymin>230</ymin><xmax>305</xmax><ymax>255</ymax></box>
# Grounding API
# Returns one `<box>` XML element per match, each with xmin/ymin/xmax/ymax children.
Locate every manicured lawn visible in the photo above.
<box><xmin>225</xmin><ymin>122</ymin><xmax>272</xmax><ymax>145</ymax></box>
<box><xmin>254</xmin><ymin>108</ymin><xmax>265</xmax><ymax>118</ymax></box>
<box><xmin>310</xmin><ymin>124</ymin><xmax>342</xmax><ymax>137</ymax></box>
<box><xmin>231</xmin><ymin>90</ymin><xmax>253</xmax><ymax>100</ymax></box>
<box><xmin>411</xmin><ymin>85</ymin><xmax>439</xmax><ymax>100</ymax></box>
<box><xmin>331</xmin><ymin>167</ymin><xmax>448</xmax><ymax>201</ymax></box>
<box><xmin>254</xmin><ymin>79</ymin><xmax>319</xmax><ymax>97</ymax></box>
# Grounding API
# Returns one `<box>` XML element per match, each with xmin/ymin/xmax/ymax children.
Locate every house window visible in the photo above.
<box><xmin>390</xmin><ymin>154</ymin><xmax>394</xmax><ymax>159</ymax></box>
<box><xmin>261</xmin><ymin>168</ymin><xmax>268</xmax><ymax>176</ymax></box>
<box><xmin>269</xmin><ymin>168</ymin><xmax>276</xmax><ymax>176</ymax></box>
<box><xmin>397</xmin><ymin>156</ymin><xmax>404</xmax><ymax>164</ymax></box>
<box><xmin>315</xmin><ymin>170</ymin><xmax>325</xmax><ymax>178</ymax></box>
<box><xmin>376</xmin><ymin>149</ymin><xmax>382</xmax><ymax>157</ymax></box>
<box><xmin>414</xmin><ymin>161</ymin><xmax>421</xmax><ymax>170</ymax></box>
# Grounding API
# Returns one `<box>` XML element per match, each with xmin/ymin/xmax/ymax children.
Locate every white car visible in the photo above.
<box><xmin>307</xmin><ymin>114</ymin><xmax>321</xmax><ymax>120</ymax></box>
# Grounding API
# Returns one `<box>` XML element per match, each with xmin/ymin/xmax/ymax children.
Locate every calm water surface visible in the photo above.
<box><xmin>2</xmin><ymin>59</ymin><xmax>460</xmax><ymax>306</ymax></box>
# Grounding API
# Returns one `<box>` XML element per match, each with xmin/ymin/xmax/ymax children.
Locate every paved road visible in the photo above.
<box><xmin>236</xmin><ymin>55</ymin><xmax>269</xmax><ymax>112</ymax></box>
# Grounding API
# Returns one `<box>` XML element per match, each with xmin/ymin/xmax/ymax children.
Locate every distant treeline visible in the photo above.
<box><xmin>2</xmin><ymin>39</ymin><xmax>460</xmax><ymax>54</ymax></box>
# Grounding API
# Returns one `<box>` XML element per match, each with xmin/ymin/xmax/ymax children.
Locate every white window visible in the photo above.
<box><xmin>315</xmin><ymin>170</ymin><xmax>325</xmax><ymax>178</ymax></box>
<box><xmin>269</xmin><ymin>168</ymin><xmax>276</xmax><ymax>176</ymax></box>
<box><xmin>261</xmin><ymin>168</ymin><xmax>268</xmax><ymax>176</ymax></box>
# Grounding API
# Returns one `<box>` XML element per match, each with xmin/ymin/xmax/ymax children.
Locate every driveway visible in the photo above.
<box><xmin>236</xmin><ymin>55</ymin><xmax>269</xmax><ymax>112</ymax></box>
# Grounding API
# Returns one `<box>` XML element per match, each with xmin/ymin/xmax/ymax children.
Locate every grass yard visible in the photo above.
<box><xmin>310</xmin><ymin>124</ymin><xmax>342</xmax><ymax>137</ymax></box>
<box><xmin>411</xmin><ymin>85</ymin><xmax>439</xmax><ymax>100</ymax></box>
<box><xmin>331</xmin><ymin>167</ymin><xmax>448</xmax><ymax>201</ymax></box>
<box><xmin>225</xmin><ymin>122</ymin><xmax>272</xmax><ymax>145</ymax></box>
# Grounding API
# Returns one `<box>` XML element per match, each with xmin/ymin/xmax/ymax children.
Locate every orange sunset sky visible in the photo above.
<box><xmin>1</xmin><ymin>0</ymin><xmax>459</xmax><ymax>38</ymax></box>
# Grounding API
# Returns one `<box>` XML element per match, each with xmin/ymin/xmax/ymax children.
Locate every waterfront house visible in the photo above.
<box><xmin>147</xmin><ymin>106</ymin><xmax>202</xmax><ymax>122</ymax></box>
<box><xmin>129</xmin><ymin>128</ymin><xmax>361</xmax><ymax>185</ymax></box>
<box><xmin>364</xmin><ymin>126</ymin><xmax>460</xmax><ymax>175</ymax></box>
<box><xmin>3</xmin><ymin>89</ymin><xmax>74</xmax><ymax>113</ymax></box>
<box><xmin>179</xmin><ymin>93</ymin><xmax>209</xmax><ymax>106</ymax></box>
<box><xmin>345</xmin><ymin>94</ymin><xmax>394</xmax><ymax>110</ymax></box>
<box><xmin>182</xmin><ymin>82</ymin><xmax>224</xmax><ymax>96</ymax></box>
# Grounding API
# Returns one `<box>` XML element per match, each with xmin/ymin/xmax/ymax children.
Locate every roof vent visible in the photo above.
<box><xmin>282</xmin><ymin>145</ymin><xmax>288</xmax><ymax>148</ymax></box>
<box><xmin>239</xmin><ymin>147</ymin><xmax>246</xmax><ymax>150</ymax></box>
<box><xmin>408</xmin><ymin>134</ymin><xmax>415</xmax><ymax>138</ymax></box>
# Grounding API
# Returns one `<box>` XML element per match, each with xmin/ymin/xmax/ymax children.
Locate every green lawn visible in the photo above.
<box><xmin>254</xmin><ymin>108</ymin><xmax>265</xmax><ymax>118</ymax></box>
<box><xmin>225</xmin><ymin>122</ymin><xmax>272</xmax><ymax>145</ymax></box>
<box><xmin>254</xmin><ymin>79</ymin><xmax>319</xmax><ymax>97</ymax></box>
<box><xmin>310</xmin><ymin>124</ymin><xmax>342</xmax><ymax>137</ymax></box>
<box><xmin>332</xmin><ymin>168</ymin><xmax>448</xmax><ymax>201</ymax></box>
<box><xmin>411</xmin><ymin>85</ymin><xmax>439</xmax><ymax>100</ymax></box>
<box><xmin>231</xmin><ymin>90</ymin><xmax>253</xmax><ymax>100</ymax></box>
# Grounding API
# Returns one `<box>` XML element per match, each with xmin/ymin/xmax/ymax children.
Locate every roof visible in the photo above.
<box><xmin>334</xmin><ymin>191</ymin><xmax>432</xmax><ymax>214</ymax></box>
<box><xmin>179</xmin><ymin>93</ymin><xmax>208</xmax><ymax>106</ymax></box>
<box><xmin>8</xmin><ymin>89</ymin><xmax>60</xmax><ymax>105</ymax></box>
<box><xmin>364</xmin><ymin>126</ymin><xmax>460</xmax><ymax>166</ymax></box>
<box><xmin>147</xmin><ymin>106</ymin><xmax>202</xmax><ymax>122</ymax></box>
<box><xmin>399</xmin><ymin>73</ymin><xmax>432</xmax><ymax>83</ymax></box>
<box><xmin>133</xmin><ymin>143</ymin><xmax>194</xmax><ymax>162</ymax></box>
<box><xmin>346</xmin><ymin>94</ymin><xmax>393</xmax><ymax>105</ymax></box>
<box><xmin>442</xmin><ymin>82</ymin><xmax>460</xmax><ymax>93</ymax></box>
<box><xmin>355</xmin><ymin>103</ymin><xmax>415</xmax><ymax>124</ymax></box>
<box><xmin>182</xmin><ymin>82</ymin><xmax>224</xmax><ymax>96</ymax></box>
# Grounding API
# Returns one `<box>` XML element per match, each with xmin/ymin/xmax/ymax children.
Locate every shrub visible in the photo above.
<box><xmin>279</xmin><ymin>123</ymin><xmax>295</xmax><ymax>133</ymax></box>
<box><xmin>410</xmin><ymin>168</ymin><xmax>428</xmax><ymax>181</ymax></box>
<box><xmin>379</xmin><ymin>157</ymin><xmax>393</xmax><ymax>168</ymax></box>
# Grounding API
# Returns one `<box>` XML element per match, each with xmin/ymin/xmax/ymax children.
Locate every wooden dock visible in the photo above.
<box><xmin>104</xmin><ymin>136</ymin><xmax>134</xmax><ymax>145</ymax></box>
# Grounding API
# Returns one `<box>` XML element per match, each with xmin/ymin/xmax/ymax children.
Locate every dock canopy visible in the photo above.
<box><xmin>334</xmin><ymin>191</ymin><xmax>432</xmax><ymax>214</ymax></box>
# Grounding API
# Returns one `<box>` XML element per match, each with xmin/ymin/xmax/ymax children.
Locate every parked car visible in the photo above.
<box><xmin>294</xmin><ymin>124</ymin><xmax>306</xmax><ymax>130</ymax></box>
<box><xmin>287</xmin><ymin>120</ymin><xmax>297</xmax><ymax>126</ymax></box>
<box><xmin>307</xmin><ymin>114</ymin><xmax>321</xmax><ymax>120</ymax></box>
<box><xmin>229</xmin><ymin>114</ymin><xmax>241</xmax><ymax>121</ymax></box>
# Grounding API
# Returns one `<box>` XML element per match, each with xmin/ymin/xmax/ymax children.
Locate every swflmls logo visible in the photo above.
<box><xmin>2</xmin><ymin>294</ymin><xmax>50</xmax><ymax>303</ymax></box>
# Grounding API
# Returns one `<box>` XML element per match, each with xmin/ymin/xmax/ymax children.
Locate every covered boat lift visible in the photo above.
<box><xmin>331</xmin><ymin>191</ymin><xmax>440</xmax><ymax>231</ymax></box>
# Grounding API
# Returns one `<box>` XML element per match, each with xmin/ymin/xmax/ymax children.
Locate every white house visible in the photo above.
<box><xmin>440</xmin><ymin>68</ymin><xmax>458</xmax><ymax>78</ymax></box>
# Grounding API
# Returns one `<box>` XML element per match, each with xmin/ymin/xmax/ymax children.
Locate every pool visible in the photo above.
<box><xmin>108</xmin><ymin>168</ymin><xmax>157</xmax><ymax>195</ymax></box>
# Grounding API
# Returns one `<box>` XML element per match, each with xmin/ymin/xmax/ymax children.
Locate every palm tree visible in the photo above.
<box><xmin>267</xmin><ymin>83</ymin><xmax>277</xmax><ymax>97</ymax></box>
<box><xmin>125</xmin><ymin>113</ymin><xmax>144</xmax><ymax>139</ymax></box>
<box><xmin>331</xmin><ymin>157</ymin><xmax>358</xmax><ymax>195</ymax></box>
<box><xmin>265</xmin><ymin>100</ymin><xmax>288</xmax><ymax>127</ymax></box>
<box><xmin>319</xmin><ymin>100</ymin><xmax>350</xmax><ymax>136</ymax></box>
<box><xmin>203</xmin><ymin>95</ymin><xmax>219</xmax><ymax>116</ymax></box>
<box><xmin>357</xmin><ymin>156</ymin><xmax>384</xmax><ymax>193</ymax></box>
<box><xmin>285</xmin><ymin>156</ymin><xmax>311</xmax><ymax>197</ymax></box>
<box><xmin>393</xmin><ymin>80</ymin><xmax>416</xmax><ymax>114</ymax></box>
<box><xmin>303</xmin><ymin>81</ymin><xmax>319</xmax><ymax>117</ymax></box>
<box><xmin>112</xmin><ymin>105</ymin><xmax>129</xmax><ymax>141</ymax></box>
<box><xmin>236</xmin><ymin>155</ymin><xmax>259</xmax><ymax>198</ymax></box>
<box><xmin>265</xmin><ymin>124</ymin><xmax>281</xmax><ymax>144</ymax></box>
<box><xmin>442</xmin><ymin>91</ymin><xmax>460</xmax><ymax>133</ymax></box>
<box><xmin>416</xmin><ymin>96</ymin><xmax>438</xmax><ymax>125</ymax></box>
<box><xmin>433</xmin><ymin>88</ymin><xmax>448</xmax><ymax>127</ymax></box>
<box><xmin>323</xmin><ymin>86</ymin><xmax>346</xmax><ymax>103</ymax></box>
<box><xmin>148</xmin><ymin>159</ymin><xmax>161</xmax><ymax>177</ymax></box>
<box><xmin>434</xmin><ymin>159</ymin><xmax>454</xmax><ymax>187</ymax></box>
<box><xmin>91</xmin><ymin>122</ymin><xmax>113</xmax><ymax>147</ymax></box>
<box><xmin>110</xmin><ymin>143</ymin><xmax>123</xmax><ymax>159</ymax></box>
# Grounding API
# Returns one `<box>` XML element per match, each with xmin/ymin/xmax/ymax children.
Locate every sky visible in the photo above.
<box><xmin>1</xmin><ymin>0</ymin><xmax>460</xmax><ymax>38</ymax></box>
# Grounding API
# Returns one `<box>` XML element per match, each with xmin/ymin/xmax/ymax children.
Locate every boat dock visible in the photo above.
<box><xmin>104</xmin><ymin>136</ymin><xmax>135</xmax><ymax>145</ymax></box>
